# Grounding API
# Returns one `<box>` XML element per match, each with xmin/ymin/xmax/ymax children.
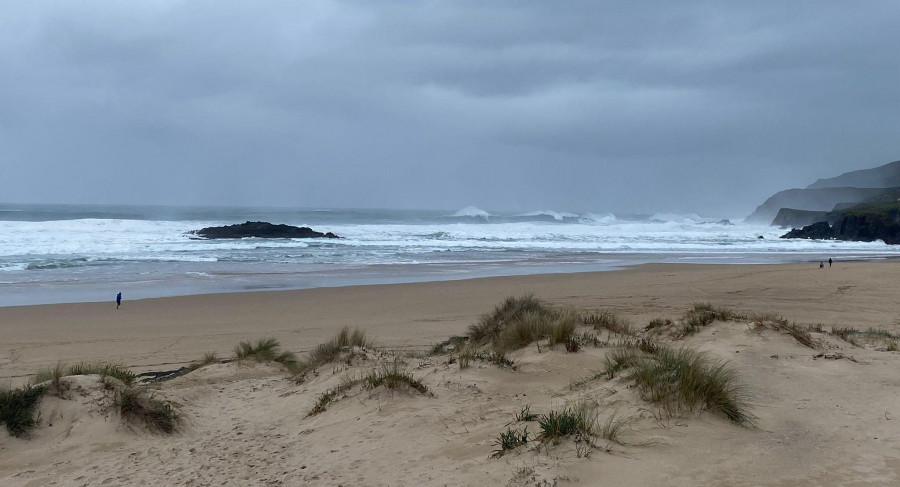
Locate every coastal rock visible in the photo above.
<box><xmin>771</xmin><ymin>208</ymin><xmax>830</xmax><ymax>228</ymax></box>
<box><xmin>191</xmin><ymin>221</ymin><xmax>340</xmax><ymax>239</ymax></box>
<box><xmin>780</xmin><ymin>202</ymin><xmax>900</xmax><ymax>244</ymax></box>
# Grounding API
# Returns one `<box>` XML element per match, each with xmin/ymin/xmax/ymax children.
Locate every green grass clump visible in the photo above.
<box><xmin>680</xmin><ymin>303</ymin><xmax>742</xmax><ymax>336</ymax></box>
<box><xmin>583</xmin><ymin>309</ymin><xmax>635</xmax><ymax>336</ymax></box>
<box><xmin>536</xmin><ymin>407</ymin><xmax>594</xmax><ymax>444</ymax></box>
<box><xmin>495</xmin><ymin>311</ymin><xmax>577</xmax><ymax>352</ymax></box>
<box><xmin>831</xmin><ymin>326</ymin><xmax>858</xmax><ymax>340</ymax></box>
<box><xmin>184</xmin><ymin>352</ymin><xmax>220</xmax><ymax>373</ymax></box>
<box><xmin>308</xmin><ymin>379</ymin><xmax>358</xmax><ymax>416</ymax></box>
<box><xmin>235</xmin><ymin>338</ymin><xmax>298</xmax><ymax>370</ymax></box>
<box><xmin>308</xmin><ymin>364</ymin><xmax>429</xmax><ymax>416</ymax></box>
<box><xmin>515</xmin><ymin>404</ymin><xmax>538</xmax><ymax>422</ymax></box>
<box><xmin>457</xmin><ymin>350</ymin><xmax>517</xmax><ymax>370</ymax></box>
<box><xmin>34</xmin><ymin>361</ymin><xmax>135</xmax><ymax>387</ymax></box>
<box><xmin>295</xmin><ymin>327</ymin><xmax>370</xmax><ymax>378</ymax></box>
<box><xmin>491</xmin><ymin>427</ymin><xmax>530</xmax><ymax>458</ymax></box>
<box><xmin>364</xmin><ymin>364</ymin><xmax>429</xmax><ymax>395</ymax></box>
<box><xmin>605</xmin><ymin>344</ymin><xmax>754</xmax><ymax>426</ymax></box>
<box><xmin>0</xmin><ymin>385</ymin><xmax>46</xmax><ymax>437</ymax></box>
<box><xmin>116</xmin><ymin>387</ymin><xmax>180</xmax><ymax>434</ymax></box>
<box><xmin>468</xmin><ymin>295</ymin><xmax>551</xmax><ymax>346</ymax></box>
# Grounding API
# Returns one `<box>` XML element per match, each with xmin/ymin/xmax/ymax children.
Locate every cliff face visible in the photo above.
<box><xmin>770</xmin><ymin>209</ymin><xmax>830</xmax><ymax>228</ymax></box>
<box><xmin>746</xmin><ymin>187</ymin><xmax>896</xmax><ymax>224</ymax></box>
<box><xmin>807</xmin><ymin>160</ymin><xmax>900</xmax><ymax>189</ymax></box>
<box><xmin>780</xmin><ymin>202</ymin><xmax>900</xmax><ymax>244</ymax></box>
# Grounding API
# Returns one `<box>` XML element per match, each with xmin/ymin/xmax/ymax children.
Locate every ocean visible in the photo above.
<box><xmin>1</xmin><ymin>203</ymin><xmax>896</xmax><ymax>306</ymax></box>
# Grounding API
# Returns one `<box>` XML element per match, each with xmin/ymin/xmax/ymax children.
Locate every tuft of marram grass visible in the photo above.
<box><xmin>680</xmin><ymin>303</ymin><xmax>744</xmax><ymax>336</ymax></box>
<box><xmin>468</xmin><ymin>294</ymin><xmax>550</xmax><ymax>346</ymax></box>
<box><xmin>294</xmin><ymin>327</ymin><xmax>370</xmax><ymax>378</ymax></box>
<box><xmin>491</xmin><ymin>427</ymin><xmax>530</xmax><ymax>458</ymax></box>
<box><xmin>0</xmin><ymin>385</ymin><xmax>46</xmax><ymax>437</ymax></box>
<box><xmin>307</xmin><ymin>363</ymin><xmax>429</xmax><ymax>416</ymax></box>
<box><xmin>116</xmin><ymin>387</ymin><xmax>180</xmax><ymax>434</ymax></box>
<box><xmin>536</xmin><ymin>406</ymin><xmax>596</xmax><ymax>444</ymax></box>
<box><xmin>583</xmin><ymin>309</ymin><xmax>635</xmax><ymax>336</ymax></box>
<box><xmin>34</xmin><ymin>361</ymin><xmax>135</xmax><ymax>387</ymax></box>
<box><xmin>495</xmin><ymin>310</ymin><xmax>577</xmax><ymax>352</ymax></box>
<box><xmin>605</xmin><ymin>344</ymin><xmax>754</xmax><ymax>426</ymax></box>
<box><xmin>235</xmin><ymin>338</ymin><xmax>298</xmax><ymax>372</ymax></box>
<box><xmin>364</xmin><ymin>364</ymin><xmax>429</xmax><ymax>395</ymax></box>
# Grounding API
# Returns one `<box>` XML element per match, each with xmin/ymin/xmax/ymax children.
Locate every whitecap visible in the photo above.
<box><xmin>449</xmin><ymin>206</ymin><xmax>491</xmax><ymax>219</ymax></box>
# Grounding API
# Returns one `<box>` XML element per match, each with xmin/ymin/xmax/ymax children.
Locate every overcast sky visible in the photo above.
<box><xmin>2</xmin><ymin>1</ymin><xmax>898</xmax><ymax>216</ymax></box>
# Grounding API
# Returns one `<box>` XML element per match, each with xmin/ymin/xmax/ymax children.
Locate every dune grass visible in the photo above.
<box><xmin>308</xmin><ymin>363</ymin><xmax>429</xmax><ymax>416</ymax></box>
<box><xmin>751</xmin><ymin>313</ymin><xmax>819</xmax><ymax>349</ymax></box>
<box><xmin>364</xmin><ymin>364</ymin><xmax>429</xmax><ymax>394</ymax></box>
<box><xmin>457</xmin><ymin>350</ymin><xmax>516</xmax><ymax>369</ymax></box>
<box><xmin>294</xmin><ymin>327</ymin><xmax>370</xmax><ymax>379</ymax></box>
<box><xmin>308</xmin><ymin>379</ymin><xmax>358</xmax><ymax>416</ymax></box>
<box><xmin>0</xmin><ymin>385</ymin><xmax>46</xmax><ymax>437</ymax></box>
<box><xmin>468</xmin><ymin>294</ymin><xmax>551</xmax><ymax>346</ymax></box>
<box><xmin>34</xmin><ymin>361</ymin><xmax>136</xmax><ymax>388</ymax></box>
<box><xmin>583</xmin><ymin>309</ymin><xmax>635</xmax><ymax>336</ymax></box>
<box><xmin>491</xmin><ymin>427</ymin><xmax>530</xmax><ymax>458</ymax></box>
<box><xmin>115</xmin><ymin>387</ymin><xmax>180</xmax><ymax>434</ymax></box>
<box><xmin>234</xmin><ymin>338</ymin><xmax>298</xmax><ymax>371</ymax></box>
<box><xmin>681</xmin><ymin>303</ymin><xmax>743</xmax><ymax>336</ymax></box>
<box><xmin>183</xmin><ymin>352</ymin><xmax>220</xmax><ymax>373</ymax></box>
<box><xmin>494</xmin><ymin>310</ymin><xmax>578</xmax><ymax>352</ymax></box>
<box><xmin>604</xmin><ymin>344</ymin><xmax>754</xmax><ymax>426</ymax></box>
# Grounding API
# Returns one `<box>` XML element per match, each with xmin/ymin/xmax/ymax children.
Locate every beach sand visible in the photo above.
<box><xmin>2</xmin><ymin>262</ymin><xmax>900</xmax><ymax>485</ymax></box>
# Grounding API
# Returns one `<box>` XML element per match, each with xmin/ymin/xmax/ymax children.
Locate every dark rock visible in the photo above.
<box><xmin>771</xmin><ymin>208</ymin><xmax>830</xmax><ymax>228</ymax></box>
<box><xmin>780</xmin><ymin>202</ymin><xmax>900</xmax><ymax>244</ymax></box>
<box><xmin>191</xmin><ymin>221</ymin><xmax>341</xmax><ymax>239</ymax></box>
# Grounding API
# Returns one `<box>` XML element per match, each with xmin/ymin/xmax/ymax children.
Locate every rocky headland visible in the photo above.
<box><xmin>780</xmin><ymin>202</ymin><xmax>900</xmax><ymax>244</ymax></box>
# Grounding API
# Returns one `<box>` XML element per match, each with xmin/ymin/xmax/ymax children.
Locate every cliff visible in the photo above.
<box><xmin>780</xmin><ymin>202</ymin><xmax>900</xmax><ymax>244</ymax></box>
<box><xmin>745</xmin><ymin>187</ymin><xmax>897</xmax><ymax>224</ymax></box>
<box><xmin>807</xmin><ymin>160</ymin><xmax>900</xmax><ymax>189</ymax></box>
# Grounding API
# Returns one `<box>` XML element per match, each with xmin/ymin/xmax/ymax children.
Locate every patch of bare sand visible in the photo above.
<box><xmin>2</xmin><ymin>317</ymin><xmax>899</xmax><ymax>486</ymax></box>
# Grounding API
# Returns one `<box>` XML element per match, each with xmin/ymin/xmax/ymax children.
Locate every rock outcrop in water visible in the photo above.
<box><xmin>780</xmin><ymin>202</ymin><xmax>900</xmax><ymax>244</ymax></box>
<box><xmin>191</xmin><ymin>221</ymin><xmax>340</xmax><ymax>239</ymax></box>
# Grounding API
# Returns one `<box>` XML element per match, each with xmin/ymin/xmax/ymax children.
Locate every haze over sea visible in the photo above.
<box><xmin>2</xmin><ymin>203</ymin><xmax>897</xmax><ymax>306</ymax></box>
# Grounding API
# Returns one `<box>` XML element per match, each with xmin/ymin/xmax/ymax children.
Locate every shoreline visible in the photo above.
<box><xmin>4</xmin><ymin>251</ymin><xmax>895</xmax><ymax>308</ymax></box>
<box><xmin>3</xmin><ymin>260</ymin><xmax>900</xmax><ymax>384</ymax></box>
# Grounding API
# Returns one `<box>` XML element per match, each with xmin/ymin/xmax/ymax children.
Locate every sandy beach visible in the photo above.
<box><xmin>2</xmin><ymin>261</ymin><xmax>900</xmax><ymax>485</ymax></box>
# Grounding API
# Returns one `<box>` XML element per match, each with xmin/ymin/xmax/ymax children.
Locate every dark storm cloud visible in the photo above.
<box><xmin>2</xmin><ymin>1</ymin><xmax>899</xmax><ymax>216</ymax></box>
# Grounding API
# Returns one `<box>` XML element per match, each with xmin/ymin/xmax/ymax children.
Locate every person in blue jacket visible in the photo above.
<box><xmin>116</xmin><ymin>292</ymin><xmax>122</xmax><ymax>309</ymax></box>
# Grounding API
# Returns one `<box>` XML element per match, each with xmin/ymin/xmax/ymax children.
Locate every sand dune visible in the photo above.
<box><xmin>2</xmin><ymin>262</ymin><xmax>900</xmax><ymax>485</ymax></box>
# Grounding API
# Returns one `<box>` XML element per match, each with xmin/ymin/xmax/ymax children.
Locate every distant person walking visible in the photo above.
<box><xmin>116</xmin><ymin>292</ymin><xmax>122</xmax><ymax>309</ymax></box>
<box><xmin>828</xmin><ymin>258</ymin><xmax>833</xmax><ymax>268</ymax></box>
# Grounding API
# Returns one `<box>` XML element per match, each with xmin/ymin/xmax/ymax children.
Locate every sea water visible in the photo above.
<box><xmin>1</xmin><ymin>203</ymin><xmax>896</xmax><ymax>306</ymax></box>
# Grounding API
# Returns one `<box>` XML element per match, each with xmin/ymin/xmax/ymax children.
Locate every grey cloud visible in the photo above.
<box><xmin>1</xmin><ymin>1</ymin><xmax>899</xmax><ymax>216</ymax></box>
